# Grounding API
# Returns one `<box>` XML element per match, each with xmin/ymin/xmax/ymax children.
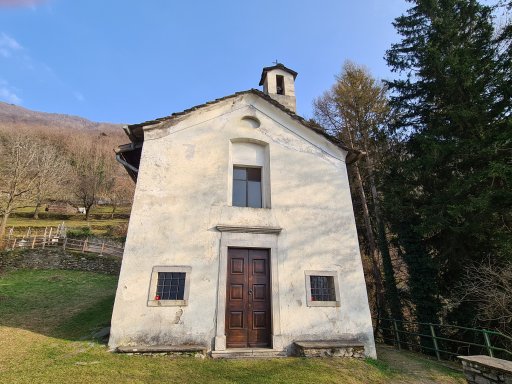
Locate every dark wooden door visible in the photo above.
<box><xmin>226</xmin><ymin>248</ymin><xmax>271</xmax><ymax>348</ymax></box>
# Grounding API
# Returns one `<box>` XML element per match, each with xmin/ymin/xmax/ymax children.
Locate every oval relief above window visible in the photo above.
<box><xmin>240</xmin><ymin>116</ymin><xmax>261</xmax><ymax>129</ymax></box>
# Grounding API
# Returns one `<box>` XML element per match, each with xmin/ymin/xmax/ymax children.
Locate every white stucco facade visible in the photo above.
<box><xmin>109</xmin><ymin>80</ymin><xmax>376</xmax><ymax>357</ymax></box>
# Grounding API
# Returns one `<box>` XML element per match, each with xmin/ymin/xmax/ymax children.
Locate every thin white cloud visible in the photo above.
<box><xmin>0</xmin><ymin>32</ymin><xmax>22</xmax><ymax>58</ymax></box>
<box><xmin>0</xmin><ymin>0</ymin><xmax>45</xmax><ymax>8</ymax></box>
<box><xmin>0</xmin><ymin>80</ymin><xmax>21</xmax><ymax>104</ymax></box>
<box><xmin>73</xmin><ymin>91</ymin><xmax>85</xmax><ymax>102</ymax></box>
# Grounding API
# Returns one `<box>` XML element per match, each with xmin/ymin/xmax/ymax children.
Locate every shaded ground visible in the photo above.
<box><xmin>376</xmin><ymin>344</ymin><xmax>463</xmax><ymax>384</ymax></box>
<box><xmin>0</xmin><ymin>269</ymin><xmax>465</xmax><ymax>384</ymax></box>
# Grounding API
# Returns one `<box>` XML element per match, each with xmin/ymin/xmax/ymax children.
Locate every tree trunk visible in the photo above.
<box><xmin>343</xmin><ymin>123</ymin><xmax>386</xmax><ymax>322</ymax></box>
<box><xmin>350</xmin><ymin>162</ymin><xmax>386</xmax><ymax>320</ymax></box>
<box><xmin>85</xmin><ymin>205</ymin><xmax>93</xmax><ymax>221</ymax></box>
<box><xmin>33</xmin><ymin>202</ymin><xmax>41</xmax><ymax>219</ymax></box>
<box><xmin>0</xmin><ymin>213</ymin><xmax>9</xmax><ymax>244</ymax></box>
<box><xmin>366</xmin><ymin>153</ymin><xmax>403</xmax><ymax>324</ymax></box>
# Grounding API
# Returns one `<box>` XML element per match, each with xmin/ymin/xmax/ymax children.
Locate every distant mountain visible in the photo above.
<box><xmin>0</xmin><ymin>101</ymin><xmax>124</xmax><ymax>136</ymax></box>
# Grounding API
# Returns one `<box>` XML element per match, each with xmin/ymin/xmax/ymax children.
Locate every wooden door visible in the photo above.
<box><xmin>226</xmin><ymin>248</ymin><xmax>271</xmax><ymax>348</ymax></box>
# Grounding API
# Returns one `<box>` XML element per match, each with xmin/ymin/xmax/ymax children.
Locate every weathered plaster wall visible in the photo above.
<box><xmin>109</xmin><ymin>94</ymin><xmax>376</xmax><ymax>357</ymax></box>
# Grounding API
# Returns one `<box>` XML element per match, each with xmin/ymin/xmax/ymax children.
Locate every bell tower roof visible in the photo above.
<box><xmin>259</xmin><ymin>63</ymin><xmax>298</xmax><ymax>112</ymax></box>
<box><xmin>259</xmin><ymin>63</ymin><xmax>298</xmax><ymax>86</ymax></box>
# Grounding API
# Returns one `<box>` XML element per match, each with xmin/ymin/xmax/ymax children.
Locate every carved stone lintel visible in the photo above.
<box><xmin>215</xmin><ymin>225</ymin><xmax>282</xmax><ymax>234</ymax></box>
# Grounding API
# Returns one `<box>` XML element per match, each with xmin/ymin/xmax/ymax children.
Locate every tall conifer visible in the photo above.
<box><xmin>384</xmin><ymin>0</ymin><xmax>511</xmax><ymax>334</ymax></box>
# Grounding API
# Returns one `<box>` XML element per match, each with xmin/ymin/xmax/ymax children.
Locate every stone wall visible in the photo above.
<box><xmin>293</xmin><ymin>341</ymin><xmax>365</xmax><ymax>358</ymax></box>
<box><xmin>0</xmin><ymin>248</ymin><xmax>121</xmax><ymax>275</ymax></box>
<box><xmin>459</xmin><ymin>355</ymin><xmax>512</xmax><ymax>384</ymax></box>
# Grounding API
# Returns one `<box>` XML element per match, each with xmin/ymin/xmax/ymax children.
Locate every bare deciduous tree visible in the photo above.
<box><xmin>72</xmin><ymin>138</ymin><xmax>113</xmax><ymax>221</ymax></box>
<box><xmin>0</xmin><ymin>134</ymin><xmax>40</xmax><ymax>240</ymax></box>
<box><xmin>32</xmin><ymin>142</ymin><xmax>72</xmax><ymax>219</ymax></box>
<box><xmin>457</xmin><ymin>260</ymin><xmax>512</xmax><ymax>337</ymax></box>
<box><xmin>105</xmin><ymin>175</ymin><xmax>134</xmax><ymax>219</ymax></box>
<box><xmin>313</xmin><ymin>61</ymin><xmax>401</xmax><ymax>323</ymax></box>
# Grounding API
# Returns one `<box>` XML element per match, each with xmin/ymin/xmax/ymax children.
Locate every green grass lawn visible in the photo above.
<box><xmin>0</xmin><ymin>269</ymin><xmax>465</xmax><ymax>384</ymax></box>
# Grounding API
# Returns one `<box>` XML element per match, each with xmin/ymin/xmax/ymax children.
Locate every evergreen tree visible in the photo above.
<box><xmin>384</xmin><ymin>0</ymin><xmax>511</xmax><ymax>337</ymax></box>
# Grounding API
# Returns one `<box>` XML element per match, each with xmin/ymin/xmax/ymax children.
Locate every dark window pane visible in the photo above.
<box><xmin>232</xmin><ymin>166</ymin><xmax>262</xmax><ymax>208</ymax></box>
<box><xmin>247</xmin><ymin>167</ymin><xmax>261</xmax><ymax>181</ymax></box>
<box><xmin>276</xmin><ymin>75</ymin><xmax>285</xmax><ymax>95</ymax></box>
<box><xmin>310</xmin><ymin>276</ymin><xmax>336</xmax><ymax>301</ymax></box>
<box><xmin>233</xmin><ymin>179</ymin><xmax>247</xmax><ymax>207</ymax></box>
<box><xmin>247</xmin><ymin>180</ymin><xmax>262</xmax><ymax>208</ymax></box>
<box><xmin>156</xmin><ymin>272</ymin><xmax>186</xmax><ymax>300</ymax></box>
<box><xmin>233</xmin><ymin>167</ymin><xmax>247</xmax><ymax>180</ymax></box>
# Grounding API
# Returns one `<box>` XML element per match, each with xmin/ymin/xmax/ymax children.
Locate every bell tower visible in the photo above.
<box><xmin>259</xmin><ymin>63</ymin><xmax>298</xmax><ymax>113</ymax></box>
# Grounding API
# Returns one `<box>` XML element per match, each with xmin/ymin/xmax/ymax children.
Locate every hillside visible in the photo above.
<box><xmin>0</xmin><ymin>101</ymin><xmax>125</xmax><ymax>139</ymax></box>
<box><xmin>0</xmin><ymin>102</ymin><xmax>135</xmax><ymax>217</ymax></box>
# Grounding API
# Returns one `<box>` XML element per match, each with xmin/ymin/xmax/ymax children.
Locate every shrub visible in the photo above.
<box><xmin>66</xmin><ymin>227</ymin><xmax>93</xmax><ymax>238</ymax></box>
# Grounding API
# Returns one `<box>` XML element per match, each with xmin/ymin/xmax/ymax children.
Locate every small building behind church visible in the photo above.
<box><xmin>109</xmin><ymin>64</ymin><xmax>376</xmax><ymax>358</ymax></box>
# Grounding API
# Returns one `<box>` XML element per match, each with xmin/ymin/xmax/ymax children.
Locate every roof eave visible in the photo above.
<box><xmin>258</xmin><ymin>64</ymin><xmax>298</xmax><ymax>86</ymax></box>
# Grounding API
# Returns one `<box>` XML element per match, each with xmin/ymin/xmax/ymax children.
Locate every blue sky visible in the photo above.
<box><xmin>0</xmin><ymin>0</ymin><xmax>409</xmax><ymax>124</ymax></box>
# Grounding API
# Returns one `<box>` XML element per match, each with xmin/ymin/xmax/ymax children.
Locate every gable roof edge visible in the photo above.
<box><xmin>123</xmin><ymin>89</ymin><xmax>358</xmax><ymax>157</ymax></box>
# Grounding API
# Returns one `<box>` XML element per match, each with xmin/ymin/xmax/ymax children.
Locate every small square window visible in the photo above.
<box><xmin>148</xmin><ymin>266</ymin><xmax>191</xmax><ymax>307</ymax></box>
<box><xmin>305</xmin><ymin>270</ymin><xmax>340</xmax><ymax>307</ymax></box>
<box><xmin>156</xmin><ymin>272</ymin><xmax>186</xmax><ymax>300</ymax></box>
<box><xmin>310</xmin><ymin>276</ymin><xmax>336</xmax><ymax>302</ymax></box>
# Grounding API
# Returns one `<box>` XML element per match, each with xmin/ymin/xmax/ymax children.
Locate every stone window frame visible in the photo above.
<box><xmin>228</xmin><ymin>138</ymin><xmax>271</xmax><ymax>209</ymax></box>
<box><xmin>304</xmin><ymin>270</ymin><xmax>341</xmax><ymax>307</ymax></box>
<box><xmin>147</xmin><ymin>266</ymin><xmax>192</xmax><ymax>307</ymax></box>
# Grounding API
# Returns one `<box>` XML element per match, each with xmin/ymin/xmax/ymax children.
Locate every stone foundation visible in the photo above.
<box><xmin>293</xmin><ymin>341</ymin><xmax>365</xmax><ymax>358</ymax></box>
<box><xmin>117</xmin><ymin>345</ymin><xmax>207</xmax><ymax>358</ymax></box>
<box><xmin>458</xmin><ymin>355</ymin><xmax>512</xmax><ymax>384</ymax></box>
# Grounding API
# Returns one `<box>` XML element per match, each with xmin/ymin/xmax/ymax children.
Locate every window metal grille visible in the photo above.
<box><xmin>156</xmin><ymin>272</ymin><xmax>186</xmax><ymax>300</ymax></box>
<box><xmin>310</xmin><ymin>275</ymin><xmax>336</xmax><ymax>301</ymax></box>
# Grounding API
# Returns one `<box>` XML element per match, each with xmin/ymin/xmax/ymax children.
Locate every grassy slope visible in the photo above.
<box><xmin>6</xmin><ymin>206</ymin><xmax>131</xmax><ymax>237</ymax></box>
<box><xmin>0</xmin><ymin>270</ymin><xmax>464</xmax><ymax>384</ymax></box>
<box><xmin>7</xmin><ymin>217</ymin><xmax>128</xmax><ymax>236</ymax></box>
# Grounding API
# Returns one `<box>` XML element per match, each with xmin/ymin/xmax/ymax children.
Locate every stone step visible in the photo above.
<box><xmin>117</xmin><ymin>345</ymin><xmax>206</xmax><ymax>356</ymax></box>
<box><xmin>293</xmin><ymin>340</ymin><xmax>365</xmax><ymax>358</ymax></box>
<box><xmin>211</xmin><ymin>348</ymin><xmax>287</xmax><ymax>359</ymax></box>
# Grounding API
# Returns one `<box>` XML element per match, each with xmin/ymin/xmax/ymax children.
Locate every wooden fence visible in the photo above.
<box><xmin>2</xmin><ymin>225</ymin><xmax>124</xmax><ymax>258</ymax></box>
<box><xmin>61</xmin><ymin>237</ymin><xmax>124</xmax><ymax>257</ymax></box>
